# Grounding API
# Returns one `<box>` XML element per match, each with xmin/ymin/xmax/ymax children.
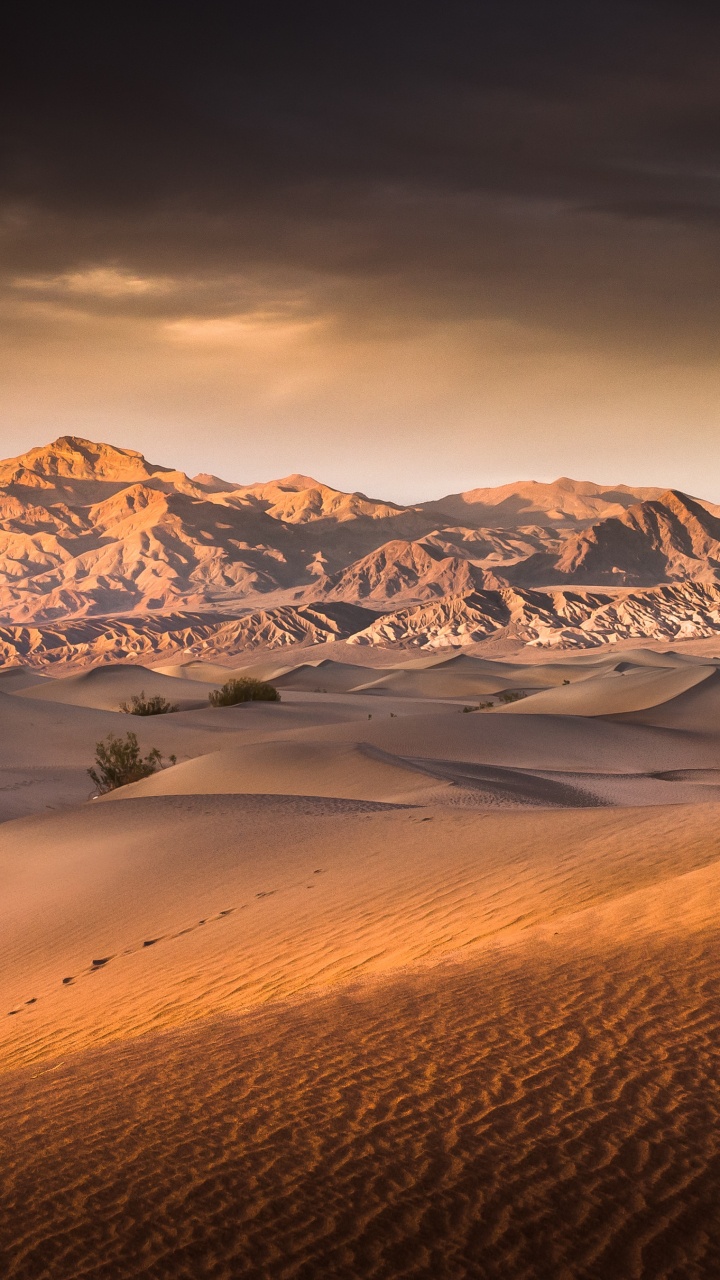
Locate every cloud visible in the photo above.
<box><xmin>1</xmin><ymin>1</ymin><xmax>720</xmax><ymax>498</ymax></box>
<box><xmin>164</xmin><ymin>312</ymin><xmax>327</xmax><ymax>347</ymax></box>
<box><xmin>12</xmin><ymin>267</ymin><xmax>174</xmax><ymax>298</ymax></box>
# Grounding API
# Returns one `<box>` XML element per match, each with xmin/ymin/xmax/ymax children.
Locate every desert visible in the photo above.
<box><xmin>6</xmin><ymin>7</ymin><xmax>720</xmax><ymax>1272</ymax></box>
<box><xmin>2</xmin><ymin>439</ymin><xmax>720</xmax><ymax>1276</ymax></box>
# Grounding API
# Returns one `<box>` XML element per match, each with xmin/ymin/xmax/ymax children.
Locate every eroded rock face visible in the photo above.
<box><xmin>0</xmin><ymin>604</ymin><xmax>382</xmax><ymax>668</ymax></box>
<box><xmin>1</xmin><ymin>435</ymin><xmax>720</xmax><ymax>662</ymax></box>
<box><xmin>348</xmin><ymin>582</ymin><xmax>720</xmax><ymax>650</ymax></box>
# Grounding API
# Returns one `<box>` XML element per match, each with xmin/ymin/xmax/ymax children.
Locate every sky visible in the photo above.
<box><xmin>1</xmin><ymin>1</ymin><xmax>720</xmax><ymax>502</ymax></box>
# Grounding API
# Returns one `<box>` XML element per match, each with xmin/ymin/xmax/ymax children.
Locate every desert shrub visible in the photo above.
<box><xmin>208</xmin><ymin>677</ymin><xmax>280</xmax><ymax>707</ymax></box>
<box><xmin>119</xmin><ymin>690</ymin><xmax>178</xmax><ymax>715</ymax></box>
<box><xmin>499</xmin><ymin>690</ymin><xmax>526</xmax><ymax>704</ymax></box>
<box><xmin>88</xmin><ymin>731</ymin><xmax>177</xmax><ymax>794</ymax></box>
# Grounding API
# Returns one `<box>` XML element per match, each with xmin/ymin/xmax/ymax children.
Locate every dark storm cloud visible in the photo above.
<box><xmin>2</xmin><ymin>0</ymin><xmax>720</xmax><ymax>353</ymax></box>
<box><xmin>4</xmin><ymin>3</ymin><xmax>720</xmax><ymax>213</ymax></box>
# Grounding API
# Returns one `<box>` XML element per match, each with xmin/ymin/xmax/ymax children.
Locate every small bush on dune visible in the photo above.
<box><xmin>209</xmin><ymin>678</ymin><xmax>280</xmax><ymax>707</ymax></box>
<box><xmin>88</xmin><ymin>731</ymin><xmax>177</xmax><ymax>794</ymax></box>
<box><xmin>119</xmin><ymin>690</ymin><xmax>178</xmax><ymax>715</ymax></box>
<box><xmin>498</xmin><ymin>690</ymin><xmax>526</xmax><ymax>704</ymax></box>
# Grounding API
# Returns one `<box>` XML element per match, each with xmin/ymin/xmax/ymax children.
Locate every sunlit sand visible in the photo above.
<box><xmin>3</xmin><ymin>644</ymin><xmax>720</xmax><ymax>1275</ymax></box>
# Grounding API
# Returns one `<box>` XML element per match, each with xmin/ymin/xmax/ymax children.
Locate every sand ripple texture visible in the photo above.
<box><xmin>4</xmin><ymin>796</ymin><xmax>720</xmax><ymax>1071</ymax></box>
<box><xmin>2</xmin><ymin>925</ymin><xmax>720</xmax><ymax>1280</ymax></box>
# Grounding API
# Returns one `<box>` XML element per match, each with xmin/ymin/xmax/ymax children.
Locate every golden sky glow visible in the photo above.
<box><xmin>2</xmin><ymin>5</ymin><xmax>720</xmax><ymax>500</ymax></box>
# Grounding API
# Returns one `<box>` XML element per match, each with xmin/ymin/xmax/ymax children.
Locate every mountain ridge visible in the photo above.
<box><xmin>1</xmin><ymin>435</ymin><xmax>720</xmax><ymax>660</ymax></box>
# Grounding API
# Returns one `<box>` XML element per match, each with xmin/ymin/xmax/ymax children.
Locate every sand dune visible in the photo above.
<box><xmin>341</xmin><ymin>651</ymin><xmax>629</xmax><ymax>698</ymax></box>
<box><xmin>6</xmin><ymin>649</ymin><xmax>720</xmax><ymax>825</ymax></box>
<box><xmin>94</xmin><ymin>691</ymin><xmax>720</xmax><ymax>810</ymax></box>
<box><xmin>495</xmin><ymin>660</ymin><xmax>714</xmax><ymax>716</ymax></box>
<box><xmin>271</xmin><ymin>658</ymin><xmax>383</xmax><ymax>693</ymax></box>
<box><xmin>5</xmin><ymin>792</ymin><xmax>720</xmax><ymax>1280</ymax></box>
<box><xmin>16</xmin><ymin>662</ymin><xmax>212</xmax><ymax>711</ymax></box>
<box><xmin>4</xmin><ymin>795</ymin><xmax>720</xmax><ymax>1073</ymax></box>
<box><xmin>5</xmin><ymin>925</ymin><xmax>720</xmax><ymax>1279</ymax></box>
<box><xmin>151</xmin><ymin>659</ymin><xmax>258</xmax><ymax>682</ymax></box>
<box><xmin>0</xmin><ymin>665</ymin><xmax>50</xmax><ymax>691</ymax></box>
<box><xmin>611</xmin><ymin>665</ymin><xmax>720</xmax><ymax>732</ymax></box>
<box><xmin>18</xmin><ymin>649</ymin><xmax>716</xmax><ymax>717</ymax></box>
<box><xmin>106</xmin><ymin>739</ymin><xmax>450</xmax><ymax>805</ymax></box>
<box><xmin>354</xmin><ymin>666</ymin><xmax>518</xmax><ymax>698</ymax></box>
<box><xmin>0</xmin><ymin>681</ymin><xmax>463</xmax><ymax>821</ymax></box>
<box><xmin>5</xmin><ymin>640</ymin><xmax>720</xmax><ymax>1276</ymax></box>
<box><xmin>420</xmin><ymin>651</ymin><xmax>608</xmax><ymax>683</ymax></box>
<box><xmin>153</xmin><ymin>655</ymin><xmax>404</xmax><ymax>688</ymax></box>
<box><xmin>251</xmin><ymin>704</ymin><xmax>720</xmax><ymax>774</ymax></box>
<box><xmin>0</xmin><ymin>688</ymin><xmax>225</xmax><ymax>820</ymax></box>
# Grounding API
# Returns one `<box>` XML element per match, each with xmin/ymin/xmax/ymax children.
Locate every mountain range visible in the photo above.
<box><xmin>2</xmin><ymin>434</ymin><xmax>720</xmax><ymax>663</ymax></box>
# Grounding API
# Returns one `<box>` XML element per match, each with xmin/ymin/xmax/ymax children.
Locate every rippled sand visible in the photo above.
<box><xmin>4</xmin><ymin>650</ymin><xmax>720</xmax><ymax>1277</ymax></box>
<box><xmin>3</xmin><ymin>923</ymin><xmax>720</xmax><ymax>1280</ymax></box>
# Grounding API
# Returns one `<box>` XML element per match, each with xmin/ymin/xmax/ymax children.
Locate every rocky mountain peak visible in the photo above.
<box><xmin>0</xmin><ymin>435</ymin><xmax>719</xmax><ymax>635</ymax></box>
<box><xmin>0</xmin><ymin>436</ymin><xmax>163</xmax><ymax>483</ymax></box>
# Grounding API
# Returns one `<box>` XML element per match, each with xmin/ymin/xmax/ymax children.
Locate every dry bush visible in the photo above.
<box><xmin>209</xmin><ymin>678</ymin><xmax>280</xmax><ymax>707</ymax></box>
<box><xmin>88</xmin><ymin>732</ymin><xmax>177</xmax><ymax>794</ymax></box>
<box><xmin>119</xmin><ymin>690</ymin><xmax>178</xmax><ymax>715</ymax></box>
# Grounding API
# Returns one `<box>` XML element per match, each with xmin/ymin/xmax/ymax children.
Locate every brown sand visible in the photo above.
<box><xmin>0</xmin><ymin>677</ymin><xmax>457</xmax><ymax>822</ymax></box>
<box><xmin>4</xmin><ymin>834</ymin><xmax>720</xmax><ymax>1278</ymax></box>
<box><xmin>495</xmin><ymin>662</ymin><xmax>715</xmax><ymax>717</ymax></box>
<box><xmin>4</xmin><ymin>646</ymin><xmax>720</xmax><ymax>1277</ymax></box>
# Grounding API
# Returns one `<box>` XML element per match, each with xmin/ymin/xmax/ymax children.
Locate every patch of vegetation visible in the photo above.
<box><xmin>88</xmin><ymin>732</ymin><xmax>177</xmax><ymax>794</ymax></box>
<box><xmin>209</xmin><ymin>677</ymin><xmax>281</xmax><ymax>707</ymax></box>
<box><xmin>119</xmin><ymin>690</ymin><xmax>178</xmax><ymax>715</ymax></box>
<box><xmin>498</xmin><ymin>690</ymin><xmax>527</xmax><ymax>704</ymax></box>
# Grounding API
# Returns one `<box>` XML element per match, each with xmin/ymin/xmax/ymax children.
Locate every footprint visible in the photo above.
<box><xmin>313</xmin><ymin>869</ymin><xmax>325</xmax><ymax>875</ymax></box>
<box><xmin>16</xmin><ymin>901</ymin><xmax>266</xmax><ymax>1014</ymax></box>
<box><xmin>256</xmin><ymin>891</ymin><xmax>276</xmax><ymax>899</ymax></box>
